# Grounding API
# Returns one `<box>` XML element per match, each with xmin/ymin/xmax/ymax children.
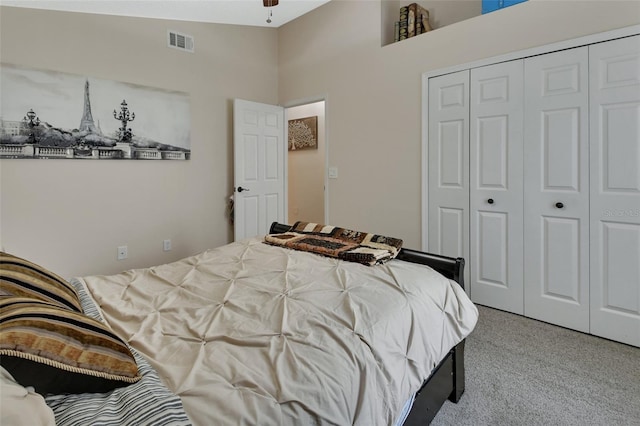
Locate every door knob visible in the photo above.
<box><xmin>237</xmin><ymin>186</ymin><xmax>250</xmax><ymax>193</ymax></box>
<box><xmin>555</xmin><ymin>202</ymin><xmax>564</xmax><ymax>209</ymax></box>
<box><xmin>487</xmin><ymin>198</ymin><xmax>494</xmax><ymax>204</ymax></box>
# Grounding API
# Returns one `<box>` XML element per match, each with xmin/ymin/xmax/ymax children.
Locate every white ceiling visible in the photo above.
<box><xmin>0</xmin><ymin>0</ymin><xmax>332</xmax><ymax>28</ymax></box>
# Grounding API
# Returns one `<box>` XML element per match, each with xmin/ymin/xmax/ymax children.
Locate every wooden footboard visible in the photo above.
<box><xmin>403</xmin><ymin>340</ymin><xmax>465</xmax><ymax>425</ymax></box>
<box><xmin>268</xmin><ymin>222</ymin><xmax>467</xmax><ymax>425</ymax></box>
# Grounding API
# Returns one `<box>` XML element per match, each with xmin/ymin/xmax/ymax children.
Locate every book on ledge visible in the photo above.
<box><xmin>397</xmin><ymin>3</ymin><xmax>433</xmax><ymax>42</ymax></box>
<box><xmin>407</xmin><ymin>3</ymin><xmax>417</xmax><ymax>38</ymax></box>
<box><xmin>416</xmin><ymin>4</ymin><xmax>433</xmax><ymax>33</ymax></box>
<box><xmin>399</xmin><ymin>5</ymin><xmax>408</xmax><ymax>40</ymax></box>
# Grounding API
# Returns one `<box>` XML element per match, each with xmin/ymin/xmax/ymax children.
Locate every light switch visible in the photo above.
<box><xmin>328</xmin><ymin>167</ymin><xmax>338</xmax><ymax>179</ymax></box>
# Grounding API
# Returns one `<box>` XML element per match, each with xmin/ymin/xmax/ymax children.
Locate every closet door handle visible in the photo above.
<box><xmin>237</xmin><ymin>186</ymin><xmax>250</xmax><ymax>193</ymax></box>
<box><xmin>487</xmin><ymin>198</ymin><xmax>494</xmax><ymax>205</ymax></box>
<box><xmin>555</xmin><ymin>202</ymin><xmax>564</xmax><ymax>209</ymax></box>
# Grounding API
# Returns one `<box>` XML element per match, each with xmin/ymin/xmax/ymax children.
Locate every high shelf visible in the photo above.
<box><xmin>381</xmin><ymin>1</ymin><xmax>482</xmax><ymax>46</ymax></box>
<box><xmin>382</xmin><ymin>1</ymin><xmax>529</xmax><ymax>47</ymax></box>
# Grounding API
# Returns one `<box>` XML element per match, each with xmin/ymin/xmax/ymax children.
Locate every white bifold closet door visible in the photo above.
<box><xmin>428</xmin><ymin>70</ymin><xmax>470</xmax><ymax>290</ymax></box>
<box><xmin>523</xmin><ymin>47</ymin><xmax>591</xmax><ymax>332</ymax></box>
<box><xmin>589</xmin><ymin>35</ymin><xmax>640</xmax><ymax>347</ymax></box>
<box><xmin>469</xmin><ymin>60</ymin><xmax>524</xmax><ymax>314</ymax></box>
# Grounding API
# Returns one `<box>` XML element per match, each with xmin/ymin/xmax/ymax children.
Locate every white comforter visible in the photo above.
<box><xmin>79</xmin><ymin>238</ymin><xmax>478</xmax><ymax>425</ymax></box>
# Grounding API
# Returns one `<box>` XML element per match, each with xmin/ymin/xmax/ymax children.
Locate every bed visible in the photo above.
<box><xmin>1</xmin><ymin>221</ymin><xmax>478</xmax><ymax>425</ymax></box>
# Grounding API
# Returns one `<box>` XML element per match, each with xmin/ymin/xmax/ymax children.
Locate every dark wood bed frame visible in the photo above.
<box><xmin>269</xmin><ymin>222</ymin><xmax>466</xmax><ymax>425</ymax></box>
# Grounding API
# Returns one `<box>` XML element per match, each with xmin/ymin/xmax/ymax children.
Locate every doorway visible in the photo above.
<box><xmin>285</xmin><ymin>100</ymin><xmax>326</xmax><ymax>225</ymax></box>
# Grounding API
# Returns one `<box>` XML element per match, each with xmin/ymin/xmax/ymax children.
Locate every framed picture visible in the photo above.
<box><xmin>0</xmin><ymin>64</ymin><xmax>190</xmax><ymax>160</ymax></box>
<box><xmin>288</xmin><ymin>116</ymin><xmax>317</xmax><ymax>151</ymax></box>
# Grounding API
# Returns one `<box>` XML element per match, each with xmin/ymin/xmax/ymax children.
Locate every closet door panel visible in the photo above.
<box><xmin>428</xmin><ymin>70</ymin><xmax>470</xmax><ymax>289</ymax></box>
<box><xmin>476</xmin><ymin>211</ymin><xmax>508</xmax><ymax>283</ymax></box>
<box><xmin>542</xmin><ymin>217</ymin><xmax>581</xmax><ymax>300</ymax></box>
<box><xmin>524</xmin><ymin>47</ymin><xmax>590</xmax><ymax>332</ymax></box>
<box><xmin>590</xmin><ymin>35</ymin><xmax>640</xmax><ymax>347</ymax></box>
<box><xmin>470</xmin><ymin>60</ymin><xmax>524</xmax><ymax>313</ymax></box>
<box><xmin>438</xmin><ymin>207</ymin><xmax>465</xmax><ymax>258</ymax></box>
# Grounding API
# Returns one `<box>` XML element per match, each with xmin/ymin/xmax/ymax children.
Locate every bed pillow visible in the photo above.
<box><xmin>0</xmin><ymin>251</ymin><xmax>83</xmax><ymax>312</ymax></box>
<box><xmin>0</xmin><ymin>297</ymin><xmax>142</xmax><ymax>395</ymax></box>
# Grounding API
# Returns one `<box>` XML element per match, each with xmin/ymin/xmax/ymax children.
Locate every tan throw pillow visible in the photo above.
<box><xmin>0</xmin><ymin>297</ymin><xmax>141</xmax><ymax>395</ymax></box>
<box><xmin>0</xmin><ymin>252</ymin><xmax>82</xmax><ymax>312</ymax></box>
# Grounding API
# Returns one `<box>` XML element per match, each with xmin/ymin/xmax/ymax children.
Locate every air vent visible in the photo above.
<box><xmin>168</xmin><ymin>30</ymin><xmax>194</xmax><ymax>53</ymax></box>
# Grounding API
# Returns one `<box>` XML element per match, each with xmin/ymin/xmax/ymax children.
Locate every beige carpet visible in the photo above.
<box><xmin>431</xmin><ymin>306</ymin><xmax>640</xmax><ymax>426</ymax></box>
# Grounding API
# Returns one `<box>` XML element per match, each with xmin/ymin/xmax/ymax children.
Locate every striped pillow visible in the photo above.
<box><xmin>0</xmin><ymin>297</ymin><xmax>141</xmax><ymax>395</ymax></box>
<box><xmin>0</xmin><ymin>252</ymin><xmax>82</xmax><ymax>312</ymax></box>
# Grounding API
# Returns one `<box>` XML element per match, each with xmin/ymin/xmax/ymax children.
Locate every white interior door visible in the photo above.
<box><xmin>589</xmin><ymin>35</ymin><xmax>640</xmax><ymax>347</ymax></box>
<box><xmin>428</xmin><ymin>70</ymin><xmax>470</xmax><ymax>290</ymax></box>
<box><xmin>233</xmin><ymin>99</ymin><xmax>285</xmax><ymax>241</ymax></box>
<box><xmin>470</xmin><ymin>60</ymin><xmax>524</xmax><ymax>314</ymax></box>
<box><xmin>523</xmin><ymin>47</ymin><xmax>590</xmax><ymax>332</ymax></box>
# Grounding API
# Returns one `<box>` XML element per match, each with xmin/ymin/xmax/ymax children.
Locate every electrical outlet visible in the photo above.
<box><xmin>117</xmin><ymin>245</ymin><xmax>128</xmax><ymax>260</ymax></box>
<box><xmin>163</xmin><ymin>239</ymin><xmax>172</xmax><ymax>252</ymax></box>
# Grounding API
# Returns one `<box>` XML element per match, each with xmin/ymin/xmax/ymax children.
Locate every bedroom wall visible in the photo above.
<box><xmin>0</xmin><ymin>6</ymin><xmax>279</xmax><ymax>278</ymax></box>
<box><xmin>277</xmin><ymin>0</ymin><xmax>640</xmax><ymax>250</ymax></box>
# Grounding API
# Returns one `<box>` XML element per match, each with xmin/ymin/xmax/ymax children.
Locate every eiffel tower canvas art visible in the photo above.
<box><xmin>0</xmin><ymin>64</ymin><xmax>191</xmax><ymax>160</ymax></box>
<box><xmin>79</xmin><ymin>80</ymin><xmax>101</xmax><ymax>135</ymax></box>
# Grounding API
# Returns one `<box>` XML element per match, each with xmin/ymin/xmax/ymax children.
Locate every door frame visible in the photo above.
<box><xmin>283</xmin><ymin>94</ymin><xmax>329</xmax><ymax>225</ymax></box>
<box><xmin>421</xmin><ymin>24</ymin><xmax>640</xmax><ymax>251</ymax></box>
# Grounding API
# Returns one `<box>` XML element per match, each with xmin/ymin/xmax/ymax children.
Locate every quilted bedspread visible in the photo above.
<box><xmin>79</xmin><ymin>237</ymin><xmax>478</xmax><ymax>426</ymax></box>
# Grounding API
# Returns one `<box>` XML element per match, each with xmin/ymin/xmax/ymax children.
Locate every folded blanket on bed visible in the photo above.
<box><xmin>264</xmin><ymin>221</ymin><xmax>403</xmax><ymax>266</ymax></box>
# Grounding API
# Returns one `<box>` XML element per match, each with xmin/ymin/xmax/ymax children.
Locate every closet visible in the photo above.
<box><xmin>426</xmin><ymin>32</ymin><xmax>640</xmax><ymax>347</ymax></box>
